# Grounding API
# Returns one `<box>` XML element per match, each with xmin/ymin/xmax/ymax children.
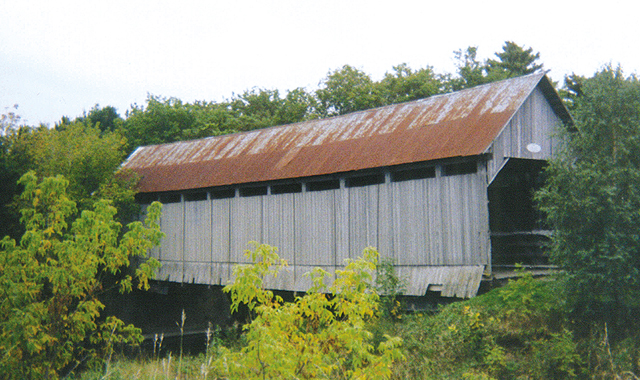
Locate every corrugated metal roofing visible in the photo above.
<box><xmin>122</xmin><ymin>73</ymin><xmax>569</xmax><ymax>193</ymax></box>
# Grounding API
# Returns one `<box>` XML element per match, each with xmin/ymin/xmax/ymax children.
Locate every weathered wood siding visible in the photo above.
<box><xmin>488</xmin><ymin>86</ymin><xmax>563</xmax><ymax>182</ymax></box>
<box><xmin>149</xmin><ymin>160</ymin><xmax>490</xmax><ymax>296</ymax></box>
<box><xmin>295</xmin><ymin>190</ymin><xmax>336</xmax><ymax>266</ymax></box>
<box><xmin>184</xmin><ymin>198</ymin><xmax>212</xmax><ymax>283</ymax></box>
<box><xmin>155</xmin><ymin>201</ymin><xmax>183</xmax><ymax>282</ymax></box>
<box><xmin>211</xmin><ymin>197</ymin><xmax>231</xmax><ymax>282</ymax></box>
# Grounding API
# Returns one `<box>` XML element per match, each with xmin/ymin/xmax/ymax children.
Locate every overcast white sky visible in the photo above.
<box><xmin>1</xmin><ymin>0</ymin><xmax>638</xmax><ymax>126</ymax></box>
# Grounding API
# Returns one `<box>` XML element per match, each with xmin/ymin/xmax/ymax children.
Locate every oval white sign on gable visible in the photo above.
<box><xmin>526</xmin><ymin>143</ymin><xmax>542</xmax><ymax>153</ymax></box>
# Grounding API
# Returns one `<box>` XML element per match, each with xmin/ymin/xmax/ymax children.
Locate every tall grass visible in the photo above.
<box><xmin>78</xmin><ymin>308</ymin><xmax>227</xmax><ymax>380</ymax></box>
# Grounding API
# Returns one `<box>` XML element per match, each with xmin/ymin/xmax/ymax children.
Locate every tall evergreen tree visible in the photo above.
<box><xmin>452</xmin><ymin>42</ymin><xmax>544</xmax><ymax>90</ymax></box>
<box><xmin>487</xmin><ymin>41</ymin><xmax>543</xmax><ymax>78</ymax></box>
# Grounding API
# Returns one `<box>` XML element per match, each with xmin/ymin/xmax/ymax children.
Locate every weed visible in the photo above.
<box><xmin>375</xmin><ymin>256</ymin><xmax>407</xmax><ymax>321</ymax></box>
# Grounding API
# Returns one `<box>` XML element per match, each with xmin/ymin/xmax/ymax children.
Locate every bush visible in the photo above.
<box><xmin>208</xmin><ymin>243</ymin><xmax>404</xmax><ymax>379</ymax></box>
<box><xmin>389</xmin><ymin>272</ymin><xmax>578</xmax><ymax>379</ymax></box>
<box><xmin>0</xmin><ymin>172</ymin><xmax>162</xmax><ymax>379</ymax></box>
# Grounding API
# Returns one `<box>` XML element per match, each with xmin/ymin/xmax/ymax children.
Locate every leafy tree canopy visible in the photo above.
<box><xmin>73</xmin><ymin>104</ymin><xmax>124</xmax><ymax>134</ymax></box>
<box><xmin>451</xmin><ymin>46</ymin><xmax>487</xmax><ymax>90</ymax></box>
<box><xmin>0</xmin><ymin>106</ymin><xmax>32</xmax><ymax>239</ymax></box>
<box><xmin>229</xmin><ymin>87</ymin><xmax>319</xmax><ymax>131</ymax></box>
<box><xmin>536</xmin><ymin>66</ymin><xmax>640</xmax><ymax>336</ymax></box>
<box><xmin>559</xmin><ymin>73</ymin><xmax>586</xmax><ymax>111</ymax></box>
<box><xmin>21</xmin><ymin>121</ymin><xmax>127</xmax><ymax>210</ymax></box>
<box><xmin>123</xmin><ymin>96</ymin><xmax>213</xmax><ymax>152</ymax></box>
<box><xmin>379</xmin><ymin>63</ymin><xmax>449</xmax><ymax>104</ymax></box>
<box><xmin>0</xmin><ymin>117</ymin><xmax>139</xmax><ymax>239</ymax></box>
<box><xmin>316</xmin><ymin>64</ymin><xmax>384</xmax><ymax>116</ymax></box>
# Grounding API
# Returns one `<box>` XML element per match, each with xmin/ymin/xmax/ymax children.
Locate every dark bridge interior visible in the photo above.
<box><xmin>488</xmin><ymin>158</ymin><xmax>550</xmax><ymax>267</ymax></box>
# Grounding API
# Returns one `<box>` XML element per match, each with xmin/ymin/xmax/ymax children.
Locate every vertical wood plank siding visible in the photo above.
<box><xmin>159</xmin><ymin>202</ymin><xmax>184</xmax><ymax>262</ymax></box>
<box><xmin>230</xmin><ymin>196</ymin><xmax>262</xmax><ymax>264</ymax></box>
<box><xmin>156</xmin><ymin>201</ymin><xmax>184</xmax><ymax>281</ymax></box>
<box><xmin>185</xmin><ymin>199</ymin><xmax>212</xmax><ymax>262</ymax></box>
<box><xmin>210</xmin><ymin>198</ymin><xmax>230</xmax><ymax>281</ymax></box>
<box><xmin>184</xmin><ymin>199</ymin><xmax>212</xmax><ymax>283</ymax></box>
<box><xmin>152</xmin><ymin>162</ymin><xmax>490</xmax><ymax>295</ymax></box>
<box><xmin>392</xmin><ymin>179</ymin><xmax>429</xmax><ymax>266</ymax></box>
<box><xmin>263</xmin><ymin>193</ymin><xmax>296</xmax><ymax>263</ymax></box>
<box><xmin>488</xmin><ymin>87</ymin><xmax>563</xmax><ymax>183</ymax></box>
<box><xmin>295</xmin><ymin>190</ymin><xmax>336</xmax><ymax>266</ymax></box>
<box><xmin>346</xmin><ymin>185</ymin><xmax>379</xmax><ymax>262</ymax></box>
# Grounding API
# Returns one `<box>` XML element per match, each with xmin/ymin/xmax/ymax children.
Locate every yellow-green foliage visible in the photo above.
<box><xmin>0</xmin><ymin>172</ymin><xmax>163</xmax><ymax>379</ymax></box>
<box><xmin>210</xmin><ymin>243</ymin><xmax>404</xmax><ymax>379</ymax></box>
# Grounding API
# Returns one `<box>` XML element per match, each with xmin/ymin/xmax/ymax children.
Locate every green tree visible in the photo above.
<box><xmin>230</xmin><ymin>88</ymin><xmax>286</xmax><ymax>131</ymax></box>
<box><xmin>379</xmin><ymin>63</ymin><xmax>446</xmax><ymax>104</ymax></box>
<box><xmin>277</xmin><ymin>87</ymin><xmax>319</xmax><ymax>124</ymax></box>
<box><xmin>1</xmin><ymin>119</ymin><xmax>138</xmax><ymax>238</ymax></box>
<box><xmin>451</xmin><ymin>46</ymin><xmax>487</xmax><ymax>90</ymax></box>
<box><xmin>230</xmin><ymin>87</ymin><xmax>319</xmax><ymax>130</ymax></box>
<box><xmin>451</xmin><ymin>42</ymin><xmax>543</xmax><ymax>90</ymax></box>
<box><xmin>211</xmin><ymin>244</ymin><xmax>404</xmax><ymax>379</ymax></box>
<box><xmin>186</xmin><ymin>100</ymin><xmax>240</xmax><ymax>139</ymax></box>
<box><xmin>316</xmin><ymin>65</ymin><xmax>383</xmax><ymax>116</ymax></box>
<box><xmin>536</xmin><ymin>66</ymin><xmax>640</xmax><ymax>338</ymax></box>
<box><xmin>24</xmin><ymin>122</ymin><xmax>127</xmax><ymax>210</ymax></box>
<box><xmin>486</xmin><ymin>41</ymin><xmax>543</xmax><ymax>78</ymax></box>
<box><xmin>0</xmin><ymin>172</ymin><xmax>163</xmax><ymax>378</ymax></box>
<box><xmin>122</xmin><ymin>95</ymin><xmax>237</xmax><ymax>152</ymax></box>
<box><xmin>0</xmin><ymin>104</ymin><xmax>22</xmax><ymax>137</ymax></box>
<box><xmin>93</xmin><ymin>169</ymin><xmax>142</xmax><ymax>226</ymax></box>
<box><xmin>75</xmin><ymin>104</ymin><xmax>124</xmax><ymax>133</ymax></box>
<box><xmin>0</xmin><ymin>106</ymin><xmax>31</xmax><ymax>239</ymax></box>
<box><xmin>123</xmin><ymin>96</ymin><xmax>198</xmax><ymax>150</ymax></box>
<box><xmin>559</xmin><ymin>73</ymin><xmax>586</xmax><ymax>112</ymax></box>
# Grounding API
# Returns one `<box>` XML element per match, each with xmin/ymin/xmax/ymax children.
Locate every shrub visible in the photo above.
<box><xmin>209</xmin><ymin>244</ymin><xmax>404</xmax><ymax>379</ymax></box>
<box><xmin>390</xmin><ymin>271</ymin><xmax>574</xmax><ymax>379</ymax></box>
<box><xmin>0</xmin><ymin>172</ymin><xmax>162</xmax><ymax>378</ymax></box>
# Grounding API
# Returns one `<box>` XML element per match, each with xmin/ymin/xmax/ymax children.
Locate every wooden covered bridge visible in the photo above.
<box><xmin>122</xmin><ymin>72</ymin><xmax>571</xmax><ymax>299</ymax></box>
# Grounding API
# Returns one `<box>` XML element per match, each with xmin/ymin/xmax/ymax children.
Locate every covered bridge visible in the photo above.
<box><xmin>122</xmin><ymin>72</ymin><xmax>571</xmax><ymax>298</ymax></box>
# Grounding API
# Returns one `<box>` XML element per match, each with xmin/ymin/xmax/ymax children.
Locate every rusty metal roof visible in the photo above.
<box><xmin>122</xmin><ymin>73</ymin><xmax>570</xmax><ymax>193</ymax></box>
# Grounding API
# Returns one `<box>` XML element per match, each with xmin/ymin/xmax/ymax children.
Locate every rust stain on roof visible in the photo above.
<box><xmin>122</xmin><ymin>73</ymin><xmax>568</xmax><ymax>193</ymax></box>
